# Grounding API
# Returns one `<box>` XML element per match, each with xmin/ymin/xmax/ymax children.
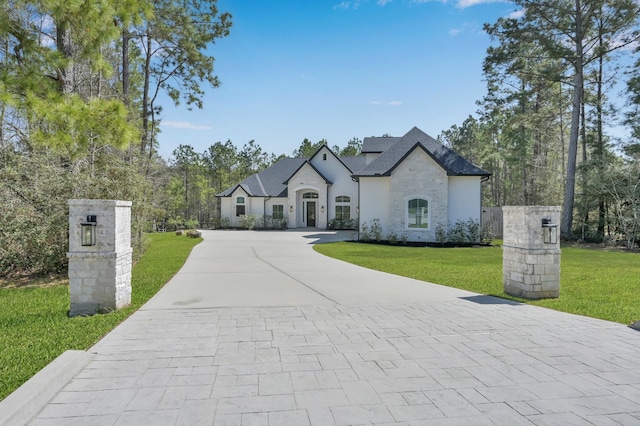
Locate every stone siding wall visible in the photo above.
<box><xmin>389</xmin><ymin>149</ymin><xmax>448</xmax><ymax>242</ymax></box>
<box><xmin>68</xmin><ymin>200</ymin><xmax>132</xmax><ymax>316</ymax></box>
<box><xmin>502</xmin><ymin>206</ymin><xmax>561</xmax><ymax>299</ymax></box>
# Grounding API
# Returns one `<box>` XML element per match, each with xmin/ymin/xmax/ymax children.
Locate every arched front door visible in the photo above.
<box><xmin>302</xmin><ymin>192</ymin><xmax>318</xmax><ymax>228</ymax></box>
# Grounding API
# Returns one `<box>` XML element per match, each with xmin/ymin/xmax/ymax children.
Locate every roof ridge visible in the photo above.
<box><xmin>254</xmin><ymin>174</ymin><xmax>267</xmax><ymax>196</ymax></box>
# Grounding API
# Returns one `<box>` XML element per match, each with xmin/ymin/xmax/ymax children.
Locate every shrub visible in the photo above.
<box><xmin>435</xmin><ymin>223</ymin><xmax>447</xmax><ymax>244</ymax></box>
<box><xmin>328</xmin><ymin>218</ymin><xmax>358</xmax><ymax>230</ymax></box>
<box><xmin>360</xmin><ymin>221</ymin><xmax>371</xmax><ymax>241</ymax></box>
<box><xmin>217</xmin><ymin>217</ymin><xmax>231</xmax><ymax>229</ymax></box>
<box><xmin>167</xmin><ymin>216</ymin><xmax>185</xmax><ymax>231</ymax></box>
<box><xmin>370</xmin><ymin>218</ymin><xmax>383</xmax><ymax>242</ymax></box>
<box><xmin>448</xmin><ymin>220</ymin><xmax>468</xmax><ymax>244</ymax></box>
<box><xmin>185</xmin><ymin>218</ymin><xmax>200</xmax><ymax>230</ymax></box>
<box><xmin>399</xmin><ymin>231</ymin><xmax>409</xmax><ymax>245</ymax></box>
<box><xmin>240</xmin><ymin>214</ymin><xmax>258</xmax><ymax>230</ymax></box>
<box><xmin>435</xmin><ymin>218</ymin><xmax>489</xmax><ymax>245</ymax></box>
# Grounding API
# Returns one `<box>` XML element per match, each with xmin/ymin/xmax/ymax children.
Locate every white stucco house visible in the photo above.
<box><xmin>217</xmin><ymin>126</ymin><xmax>490</xmax><ymax>242</ymax></box>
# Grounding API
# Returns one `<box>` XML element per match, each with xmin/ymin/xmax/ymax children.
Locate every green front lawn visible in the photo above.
<box><xmin>0</xmin><ymin>233</ymin><xmax>201</xmax><ymax>401</ymax></box>
<box><xmin>314</xmin><ymin>242</ymin><xmax>640</xmax><ymax>326</ymax></box>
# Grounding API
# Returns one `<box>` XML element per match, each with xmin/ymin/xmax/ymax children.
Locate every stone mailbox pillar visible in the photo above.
<box><xmin>502</xmin><ymin>206</ymin><xmax>561</xmax><ymax>299</ymax></box>
<box><xmin>68</xmin><ymin>199</ymin><xmax>132</xmax><ymax>317</ymax></box>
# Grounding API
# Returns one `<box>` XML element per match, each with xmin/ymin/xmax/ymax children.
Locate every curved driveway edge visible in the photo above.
<box><xmin>27</xmin><ymin>230</ymin><xmax>640</xmax><ymax>425</ymax></box>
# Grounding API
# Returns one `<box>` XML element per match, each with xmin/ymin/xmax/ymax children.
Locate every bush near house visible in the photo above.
<box><xmin>328</xmin><ymin>218</ymin><xmax>358</xmax><ymax>230</ymax></box>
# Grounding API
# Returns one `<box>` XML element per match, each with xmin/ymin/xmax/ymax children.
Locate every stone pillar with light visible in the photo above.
<box><xmin>502</xmin><ymin>206</ymin><xmax>561</xmax><ymax>299</ymax></box>
<box><xmin>67</xmin><ymin>199</ymin><xmax>132</xmax><ymax>317</ymax></box>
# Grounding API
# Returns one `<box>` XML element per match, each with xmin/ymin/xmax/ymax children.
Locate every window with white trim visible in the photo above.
<box><xmin>236</xmin><ymin>196</ymin><xmax>245</xmax><ymax>217</ymax></box>
<box><xmin>272</xmin><ymin>205</ymin><xmax>284</xmax><ymax>219</ymax></box>
<box><xmin>335</xmin><ymin>195</ymin><xmax>351</xmax><ymax>220</ymax></box>
<box><xmin>407</xmin><ymin>198</ymin><xmax>429</xmax><ymax>228</ymax></box>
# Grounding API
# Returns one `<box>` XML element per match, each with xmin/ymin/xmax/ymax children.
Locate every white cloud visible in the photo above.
<box><xmin>161</xmin><ymin>121</ymin><xmax>213</xmax><ymax>130</ymax></box>
<box><xmin>377</xmin><ymin>0</ymin><xmax>393</xmax><ymax>5</ymax></box>
<box><xmin>449</xmin><ymin>22</ymin><xmax>480</xmax><ymax>37</ymax></box>
<box><xmin>334</xmin><ymin>1</ymin><xmax>360</xmax><ymax>9</ymax></box>
<box><xmin>456</xmin><ymin>0</ymin><xmax>503</xmax><ymax>8</ymax></box>
<box><xmin>370</xmin><ymin>100</ymin><xmax>402</xmax><ymax>106</ymax></box>
<box><xmin>508</xmin><ymin>9</ymin><xmax>525</xmax><ymax>19</ymax></box>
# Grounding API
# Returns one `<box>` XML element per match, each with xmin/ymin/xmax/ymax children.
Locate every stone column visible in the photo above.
<box><xmin>502</xmin><ymin>206</ymin><xmax>561</xmax><ymax>299</ymax></box>
<box><xmin>68</xmin><ymin>199</ymin><xmax>132</xmax><ymax>317</ymax></box>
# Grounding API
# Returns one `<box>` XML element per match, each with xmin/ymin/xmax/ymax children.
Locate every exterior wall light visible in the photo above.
<box><xmin>81</xmin><ymin>215</ymin><xmax>97</xmax><ymax>246</ymax></box>
<box><xmin>289</xmin><ymin>205</ymin><xmax>294</xmax><ymax>212</ymax></box>
<box><xmin>321</xmin><ymin>205</ymin><xmax>325</xmax><ymax>213</ymax></box>
<box><xmin>542</xmin><ymin>218</ymin><xmax>558</xmax><ymax>244</ymax></box>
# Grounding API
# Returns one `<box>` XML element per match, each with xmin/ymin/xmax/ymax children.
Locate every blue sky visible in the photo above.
<box><xmin>156</xmin><ymin>0</ymin><xmax>520</xmax><ymax>160</ymax></box>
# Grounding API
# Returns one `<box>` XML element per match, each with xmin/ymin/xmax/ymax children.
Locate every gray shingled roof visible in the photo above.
<box><xmin>217</xmin><ymin>158</ymin><xmax>306</xmax><ymax>197</ymax></box>
<box><xmin>340</xmin><ymin>155</ymin><xmax>367</xmax><ymax>173</ymax></box>
<box><xmin>353</xmin><ymin>127</ymin><xmax>490</xmax><ymax>178</ymax></box>
<box><xmin>362</xmin><ymin>137</ymin><xmax>401</xmax><ymax>153</ymax></box>
<box><xmin>217</xmin><ymin>127</ymin><xmax>489</xmax><ymax>197</ymax></box>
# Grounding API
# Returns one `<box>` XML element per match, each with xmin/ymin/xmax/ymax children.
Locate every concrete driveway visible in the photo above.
<box><xmin>24</xmin><ymin>230</ymin><xmax>640</xmax><ymax>425</ymax></box>
<box><xmin>142</xmin><ymin>230</ymin><xmax>476</xmax><ymax>310</ymax></box>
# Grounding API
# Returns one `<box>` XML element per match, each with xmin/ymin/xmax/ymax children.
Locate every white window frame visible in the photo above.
<box><xmin>335</xmin><ymin>195</ymin><xmax>351</xmax><ymax>220</ymax></box>
<box><xmin>405</xmin><ymin>195</ymin><xmax>430</xmax><ymax>230</ymax></box>
<box><xmin>235</xmin><ymin>196</ymin><xmax>246</xmax><ymax>217</ymax></box>
<box><xmin>272</xmin><ymin>204</ymin><xmax>284</xmax><ymax>219</ymax></box>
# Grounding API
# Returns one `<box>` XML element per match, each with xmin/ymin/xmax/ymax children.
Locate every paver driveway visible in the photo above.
<box><xmin>30</xmin><ymin>230</ymin><xmax>640</xmax><ymax>425</ymax></box>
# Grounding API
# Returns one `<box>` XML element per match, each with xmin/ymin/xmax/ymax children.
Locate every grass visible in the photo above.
<box><xmin>0</xmin><ymin>233</ymin><xmax>201</xmax><ymax>401</ymax></box>
<box><xmin>313</xmin><ymin>241</ymin><xmax>640</xmax><ymax>326</ymax></box>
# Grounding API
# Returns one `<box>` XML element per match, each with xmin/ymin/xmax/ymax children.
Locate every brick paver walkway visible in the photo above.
<box><xmin>29</xmin><ymin>231</ymin><xmax>640</xmax><ymax>425</ymax></box>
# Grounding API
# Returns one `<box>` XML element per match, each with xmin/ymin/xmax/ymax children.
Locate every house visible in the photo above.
<box><xmin>217</xmin><ymin>126</ymin><xmax>490</xmax><ymax>242</ymax></box>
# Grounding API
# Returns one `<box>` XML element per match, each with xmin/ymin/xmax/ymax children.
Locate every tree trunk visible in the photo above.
<box><xmin>595</xmin><ymin>15</ymin><xmax>606</xmax><ymax>240</ymax></box>
<box><xmin>141</xmin><ymin>25</ymin><xmax>152</xmax><ymax>156</ymax></box>
<box><xmin>122</xmin><ymin>29</ymin><xmax>130</xmax><ymax>107</ymax></box>
<box><xmin>561</xmin><ymin>0</ymin><xmax>584</xmax><ymax>240</ymax></box>
<box><xmin>55</xmin><ymin>20</ymin><xmax>74</xmax><ymax>94</ymax></box>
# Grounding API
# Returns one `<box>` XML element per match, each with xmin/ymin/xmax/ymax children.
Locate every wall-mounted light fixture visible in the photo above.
<box><xmin>289</xmin><ymin>205</ymin><xmax>294</xmax><ymax>212</ymax></box>
<box><xmin>321</xmin><ymin>205</ymin><xmax>325</xmax><ymax>213</ymax></box>
<box><xmin>542</xmin><ymin>218</ymin><xmax>558</xmax><ymax>244</ymax></box>
<box><xmin>81</xmin><ymin>215</ymin><xmax>97</xmax><ymax>246</ymax></box>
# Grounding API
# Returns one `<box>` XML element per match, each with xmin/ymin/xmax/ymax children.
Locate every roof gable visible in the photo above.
<box><xmin>283</xmin><ymin>160</ymin><xmax>332</xmax><ymax>185</ymax></box>
<box><xmin>309</xmin><ymin>144</ymin><xmax>356</xmax><ymax>174</ymax></box>
<box><xmin>353</xmin><ymin>127</ymin><xmax>490</xmax><ymax>178</ymax></box>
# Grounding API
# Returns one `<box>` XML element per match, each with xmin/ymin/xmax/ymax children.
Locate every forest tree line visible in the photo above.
<box><xmin>440</xmin><ymin>0</ymin><xmax>640</xmax><ymax>248</ymax></box>
<box><xmin>2</xmin><ymin>0</ymin><xmax>640</xmax><ymax>278</ymax></box>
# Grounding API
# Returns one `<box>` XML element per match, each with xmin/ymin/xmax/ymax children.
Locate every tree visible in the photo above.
<box><xmin>337</xmin><ymin>137</ymin><xmax>362</xmax><ymax>156</ymax></box>
<box><xmin>292</xmin><ymin>138</ymin><xmax>325</xmax><ymax>157</ymax></box>
<box><xmin>136</xmin><ymin>0</ymin><xmax>232</xmax><ymax>168</ymax></box>
<box><xmin>0</xmin><ymin>0</ymin><xmax>144</xmax><ymax>155</ymax></box>
<box><xmin>483</xmin><ymin>0</ymin><xmax>640</xmax><ymax>238</ymax></box>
